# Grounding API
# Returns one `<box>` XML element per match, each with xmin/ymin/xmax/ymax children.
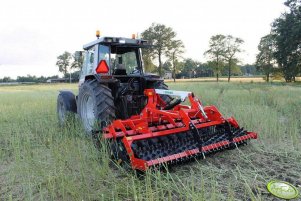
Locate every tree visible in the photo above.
<box><xmin>223</xmin><ymin>35</ymin><xmax>244</xmax><ymax>82</ymax></box>
<box><xmin>56</xmin><ymin>52</ymin><xmax>72</xmax><ymax>75</ymax></box>
<box><xmin>167</xmin><ymin>40</ymin><xmax>185</xmax><ymax>82</ymax></box>
<box><xmin>221</xmin><ymin>59</ymin><xmax>242</xmax><ymax>76</ymax></box>
<box><xmin>255</xmin><ymin>34</ymin><xmax>276</xmax><ymax>82</ymax></box>
<box><xmin>204</xmin><ymin>34</ymin><xmax>226</xmax><ymax>82</ymax></box>
<box><xmin>195</xmin><ymin>63</ymin><xmax>214</xmax><ymax>77</ymax></box>
<box><xmin>63</xmin><ymin>70</ymin><xmax>81</xmax><ymax>82</ymax></box>
<box><xmin>162</xmin><ymin>61</ymin><xmax>172</xmax><ymax>72</ymax></box>
<box><xmin>272</xmin><ymin>0</ymin><xmax>301</xmax><ymax>82</ymax></box>
<box><xmin>71</xmin><ymin>51</ymin><xmax>84</xmax><ymax>71</ymax></box>
<box><xmin>240</xmin><ymin>64</ymin><xmax>260</xmax><ymax>76</ymax></box>
<box><xmin>142</xmin><ymin>46</ymin><xmax>157</xmax><ymax>73</ymax></box>
<box><xmin>1</xmin><ymin>76</ymin><xmax>12</xmax><ymax>82</ymax></box>
<box><xmin>142</xmin><ymin>50</ymin><xmax>157</xmax><ymax>73</ymax></box>
<box><xmin>173</xmin><ymin>60</ymin><xmax>185</xmax><ymax>78</ymax></box>
<box><xmin>142</xmin><ymin>23</ymin><xmax>176</xmax><ymax>77</ymax></box>
<box><xmin>181</xmin><ymin>58</ymin><xmax>199</xmax><ymax>78</ymax></box>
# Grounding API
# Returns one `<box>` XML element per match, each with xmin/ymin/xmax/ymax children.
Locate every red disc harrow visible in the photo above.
<box><xmin>103</xmin><ymin>89</ymin><xmax>257</xmax><ymax>171</ymax></box>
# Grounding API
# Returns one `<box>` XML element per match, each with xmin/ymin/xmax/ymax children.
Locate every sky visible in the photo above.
<box><xmin>0</xmin><ymin>0</ymin><xmax>286</xmax><ymax>79</ymax></box>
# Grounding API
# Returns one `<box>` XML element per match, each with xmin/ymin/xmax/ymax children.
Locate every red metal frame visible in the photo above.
<box><xmin>103</xmin><ymin>89</ymin><xmax>258</xmax><ymax>171</ymax></box>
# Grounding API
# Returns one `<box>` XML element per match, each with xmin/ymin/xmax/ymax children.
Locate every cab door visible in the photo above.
<box><xmin>79</xmin><ymin>46</ymin><xmax>96</xmax><ymax>86</ymax></box>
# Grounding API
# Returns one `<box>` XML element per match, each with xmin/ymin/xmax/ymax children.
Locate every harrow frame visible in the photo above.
<box><xmin>103</xmin><ymin>89</ymin><xmax>257</xmax><ymax>171</ymax></box>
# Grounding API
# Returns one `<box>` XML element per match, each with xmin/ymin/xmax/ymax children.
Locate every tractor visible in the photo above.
<box><xmin>57</xmin><ymin>34</ymin><xmax>257</xmax><ymax>171</ymax></box>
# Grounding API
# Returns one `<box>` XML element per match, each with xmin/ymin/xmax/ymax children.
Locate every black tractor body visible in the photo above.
<box><xmin>58</xmin><ymin>36</ymin><xmax>171</xmax><ymax>133</ymax></box>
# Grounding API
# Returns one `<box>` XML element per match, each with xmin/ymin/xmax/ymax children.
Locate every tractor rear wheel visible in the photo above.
<box><xmin>57</xmin><ymin>91</ymin><xmax>77</xmax><ymax>126</ymax></box>
<box><xmin>78</xmin><ymin>79</ymin><xmax>115</xmax><ymax>134</ymax></box>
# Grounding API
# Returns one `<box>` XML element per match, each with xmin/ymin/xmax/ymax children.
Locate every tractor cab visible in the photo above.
<box><xmin>74</xmin><ymin>35</ymin><xmax>169</xmax><ymax>121</ymax></box>
<box><xmin>78</xmin><ymin>36</ymin><xmax>156</xmax><ymax>86</ymax></box>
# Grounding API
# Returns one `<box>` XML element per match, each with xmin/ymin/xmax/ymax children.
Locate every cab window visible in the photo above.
<box><xmin>98</xmin><ymin>45</ymin><xmax>110</xmax><ymax>65</ymax></box>
<box><xmin>111</xmin><ymin>49</ymin><xmax>139</xmax><ymax>75</ymax></box>
<box><xmin>80</xmin><ymin>47</ymin><xmax>95</xmax><ymax>79</ymax></box>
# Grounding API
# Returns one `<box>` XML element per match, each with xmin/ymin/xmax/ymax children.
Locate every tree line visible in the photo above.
<box><xmin>53</xmin><ymin>0</ymin><xmax>299</xmax><ymax>82</ymax></box>
<box><xmin>0</xmin><ymin>75</ymin><xmax>60</xmax><ymax>83</ymax></box>
<box><xmin>141</xmin><ymin>24</ymin><xmax>247</xmax><ymax>82</ymax></box>
<box><xmin>55</xmin><ymin>24</ymin><xmax>257</xmax><ymax>82</ymax></box>
<box><xmin>142</xmin><ymin>24</ymin><xmax>258</xmax><ymax>82</ymax></box>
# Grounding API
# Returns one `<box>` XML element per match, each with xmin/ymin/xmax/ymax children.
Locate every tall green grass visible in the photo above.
<box><xmin>0</xmin><ymin>83</ymin><xmax>300</xmax><ymax>200</ymax></box>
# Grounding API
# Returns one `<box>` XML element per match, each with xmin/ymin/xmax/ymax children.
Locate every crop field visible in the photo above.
<box><xmin>1</xmin><ymin>82</ymin><xmax>301</xmax><ymax>200</ymax></box>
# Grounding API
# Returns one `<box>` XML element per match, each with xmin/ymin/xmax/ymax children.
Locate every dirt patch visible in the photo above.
<box><xmin>172</xmin><ymin>144</ymin><xmax>301</xmax><ymax>200</ymax></box>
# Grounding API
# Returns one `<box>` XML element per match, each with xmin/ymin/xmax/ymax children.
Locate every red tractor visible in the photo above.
<box><xmin>57</xmin><ymin>35</ymin><xmax>257</xmax><ymax>171</ymax></box>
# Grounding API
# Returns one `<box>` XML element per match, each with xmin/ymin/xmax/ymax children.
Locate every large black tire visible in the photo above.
<box><xmin>153</xmin><ymin>81</ymin><xmax>173</xmax><ymax>104</ymax></box>
<box><xmin>77</xmin><ymin>79</ymin><xmax>116</xmax><ymax>134</ymax></box>
<box><xmin>57</xmin><ymin>91</ymin><xmax>77</xmax><ymax>126</ymax></box>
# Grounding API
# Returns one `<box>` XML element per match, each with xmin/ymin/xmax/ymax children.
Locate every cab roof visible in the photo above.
<box><xmin>83</xmin><ymin>36</ymin><xmax>150</xmax><ymax>50</ymax></box>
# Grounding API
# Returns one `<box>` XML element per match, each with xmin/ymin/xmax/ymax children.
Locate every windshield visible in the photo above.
<box><xmin>111</xmin><ymin>50</ymin><xmax>139</xmax><ymax>75</ymax></box>
<box><xmin>97</xmin><ymin>45</ymin><xmax>142</xmax><ymax>75</ymax></box>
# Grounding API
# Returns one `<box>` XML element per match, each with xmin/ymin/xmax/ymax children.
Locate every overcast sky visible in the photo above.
<box><xmin>0</xmin><ymin>0</ymin><xmax>286</xmax><ymax>78</ymax></box>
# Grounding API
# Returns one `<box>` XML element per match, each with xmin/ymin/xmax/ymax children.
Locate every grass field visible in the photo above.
<box><xmin>1</xmin><ymin>82</ymin><xmax>301</xmax><ymax>200</ymax></box>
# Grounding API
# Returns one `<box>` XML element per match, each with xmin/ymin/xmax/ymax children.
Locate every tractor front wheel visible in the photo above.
<box><xmin>77</xmin><ymin>79</ymin><xmax>116</xmax><ymax>134</ymax></box>
<box><xmin>57</xmin><ymin>91</ymin><xmax>77</xmax><ymax>126</ymax></box>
